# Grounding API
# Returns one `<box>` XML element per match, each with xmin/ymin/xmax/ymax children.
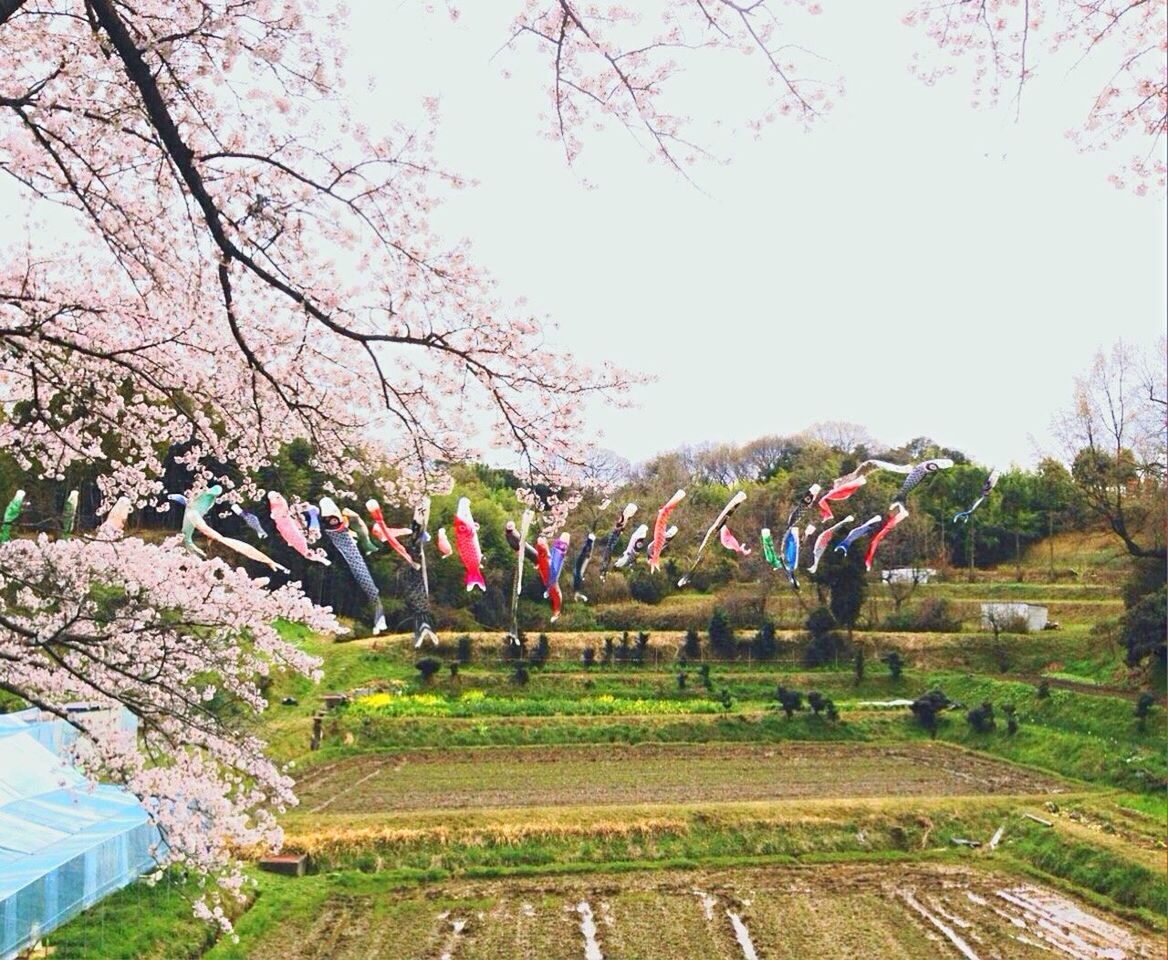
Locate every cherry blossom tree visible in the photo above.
<box><xmin>0</xmin><ymin>0</ymin><xmax>1162</xmax><ymax>927</ymax></box>
<box><xmin>0</xmin><ymin>532</ymin><xmax>338</xmax><ymax>928</ymax></box>
<box><xmin>903</xmin><ymin>0</ymin><xmax>1167</xmax><ymax>194</ymax></box>
<box><xmin>501</xmin><ymin>1</ymin><xmax>1165</xmax><ymax>191</ymax></box>
<box><xmin>0</xmin><ymin>0</ymin><xmax>633</xmax><ymax>925</ymax></box>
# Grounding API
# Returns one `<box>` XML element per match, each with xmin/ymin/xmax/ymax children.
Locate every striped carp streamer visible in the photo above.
<box><xmin>834</xmin><ymin>514</ymin><xmax>883</xmax><ymax>556</ymax></box>
<box><xmin>719</xmin><ymin>525</ymin><xmax>751</xmax><ymax>556</ymax></box>
<box><xmin>808</xmin><ymin>515</ymin><xmax>854</xmax><ymax>574</ymax></box>
<box><xmin>648</xmin><ymin>490</ymin><xmax>686</xmax><ymax>572</ymax></box>
<box><xmin>892</xmin><ymin>458</ymin><xmax>954</xmax><ymax>505</ymax></box>
<box><xmin>60</xmin><ymin>490</ymin><xmax>78</xmax><ymax>540</ymax></box>
<box><xmin>453</xmin><ymin>497</ymin><xmax>486</xmax><ymax>593</ymax></box>
<box><xmin>953</xmin><ymin>468</ymin><xmax>1000</xmax><ymax>523</ymax></box>
<box><xmin>268</xmin><ymin>491</ymin><xmax>329</xmax><ymax>565</ymax></box>
<box><xmin>0</xmin><ymin>489</ymin><xmax>24</xmax><ymax>543</ymax></box>
<box><xmin>321</xmin><ymin>497</ymin><xmax>386</xmax><ymax>634</ymax></box>
<box><xmin>599</xmin><ymin>502</ymin><xmax>637</xmax><ymax>581</ymax></box>
<box><xmin>865</xmin><ymin>503</ymin><xmax>908</xmax><ymax>571</ymax></box>
<box><xmin>677</xmin><ymin>490</ymin><xmax>747</xmax><ymax>588</ymax></box>
<box><xmin>785</xmin><ymin>483</ymin><xmax>821</xmax><ymax>530</ymax></box>
<box><xmin>572</xmin><ymin>532</ymin><xmax>596</xmax><ymax>602</ymax></box>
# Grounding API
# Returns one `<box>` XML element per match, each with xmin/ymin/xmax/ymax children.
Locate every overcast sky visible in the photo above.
<box><xmin>344</xmin><ymin>3</ymin><xmax>1166</xmax><ymax>470</ymax></box>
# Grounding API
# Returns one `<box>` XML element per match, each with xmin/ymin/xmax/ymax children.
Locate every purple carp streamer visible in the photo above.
<box><xmin>834</xmin><ymin>514</ymin><xmax>884</xmax><ymax>557</ymax></box>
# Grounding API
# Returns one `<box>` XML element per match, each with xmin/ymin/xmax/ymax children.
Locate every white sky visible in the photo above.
<box><xmin>345</xmin><ymin>2</ymin><xmax>1167</xmax><ymax>470</ymax></box>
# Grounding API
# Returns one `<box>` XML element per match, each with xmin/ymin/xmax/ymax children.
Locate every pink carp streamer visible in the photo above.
<box><xmin>268</xmin><ymin>491</ymin><xmax>329</xmax><ymax>565</ymax></box>
<box><xmin>436</xmin><ymin>527</ymin><xmax>453</xmax><ymax>557</ymax></box>
<box><xmin>865</xmin><ymin>503</ymin><xmax>908</xmax><ymax>571</ymax></box>
<box><xmin>366</xmin><ymin>498</ymin><xmax>420</xmax><ymax>569</ymax></box>
<box><xmin>719</xmin><ymin>525</ymin><xmax>751</xmax><ymax>556</ymax></box>
<box><xmin>453</xmin><ymin>497</ymin><xmax>486</xmax><ymax>592</ymax></box>
<box><xmin>648</xmin><ymin>489</ymin><xmax>685</xmax><ymax>571</ymax></box>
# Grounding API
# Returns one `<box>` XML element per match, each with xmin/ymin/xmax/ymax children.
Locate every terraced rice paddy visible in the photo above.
<box><xmin>219</xmin><ymin>864</ymin><xmax>1162</xmax><ymax>959</ymax></box>
<box><xmin>294</xmin><ymin>741</ymin><xmax>1067</xmax><ymax>814</ymax></box>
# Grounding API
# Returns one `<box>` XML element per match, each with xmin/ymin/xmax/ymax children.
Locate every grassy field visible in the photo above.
<box><xmin>45</xmin><ymin>533</ymin><xmax>1167</xmax><ymax>958</ymax></box>
<box><xmin>293</xmin><ymin>741</ymin><xmax>1067</xmax><ymax>814</ymax></box>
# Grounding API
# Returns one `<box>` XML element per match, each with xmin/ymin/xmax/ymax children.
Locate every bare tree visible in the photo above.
<box><xmin>1057</xmin><ymin>341</ymin><xmax>1167</xmax><ymax>560</ymax></box>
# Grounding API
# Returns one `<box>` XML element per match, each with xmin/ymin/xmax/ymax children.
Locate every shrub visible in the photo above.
<box><xmin>628</xmin><ymin>571</ymin><xmax>667</xmax><ymax>605</ymax></box>
<box><xmin>966</xmin><ymin>700</ymin><xmax>996</xmax><ymax>733</ymax></box>
<box><xmin>677</xmin><ymin>671</ymin><xmax>687</xmax><ymax>690</ymax></box>
<box><xmin>805</xmin><ymin>606</ymin><xmax>836</xmax><ymax>639</ymax></box>
<box><xmin>881</xmin><ymin>650</ymin><xmax>904</xmax><ymax>680</ymax></box>
<box><xmin>455</xmin><ymin>635</ymin><xmax>473</xmax><ymax>664</ymax></box>
<box><xmin>511</xmin><ymin>664</ymin><xmax>530</xmax><ymax>685</ymax></box>
<box><xmin>603</xmin><ymin>636</ymin><xmax>615</xmax><ymax>665</ymax></box>
<box><xmin>698</xmin><ymin>663</ymin><xmax>712</xmax><ymax>690</ymax></box>
<box><xmin>911</xmin><ymin>597</ymin><xmax>963</xmax><ymax>633</ymax></box>
<box><xmin>1123</xmin><ymin>586</ymin><xmax>1168</xmax><ymax>667</ymax></box>
<box><xmin>448</xmin><ymin>662</ymin><xmax>459</xmax><ymax>680</ymax></box>
<box><xmin>415</xmin><ymin>658</ymin><xmax>443</xmax><ymax>682</ymax></box>
<box><xmin>1135</xmin><ymin>693</ymin><xmax>1156</xmax><ymax>732</ymax></box>
<box><xmin>634</xmin><ymin>631</ymin><xmax>651</xmax><ymax>665</ymax></box>
<box><xmin>807</xmin><ymin>690</ymin><xmax>826</xmax><ymax>715</ymax></box>
<box><xmin>616</xmin><ymin>631</ymin><xmax>632</xmax><ymax>664</ymax></box>
<box><xmin>1002</xmin><ymin>702</ymin><xmax>1018</xmax><ymax>736</ymax></box>
<box><xmin>718</xmin><ymin>688</ymin><xmax>733</xmax><ymax>710</ymax></box>
<box><xmin>682</xmin><ymin>628</ymin><xmax>702</xmax><ymax>660</ymax></box>
<box><xmin>910</xmin><ymin>689</ymin><xmax>953</xmax><ymax>738</ymax></box>
<box><xmin>709</xmin><ymin>608</ymin><xmax>736</xmax><ymax>658</ymax></box>
<box><xmin>824</xmin><ymin>699</ymin><xmax>840</xmax><ymax>722</ymax></box>
<box><xmin>1036</xmin><ymin>679</ymin><xmax>1050</xmax><ymax>699</ymax></box>
<box><xmin>582</xmin><ymin>646</ymin><xmax>596</xmax><ymax>668</ymax></box>
<box><xmin>750</xmin><ymin>619</ymin><xmax>778</xmax><ymax>660</ymax></box>
<box><xmin>776</xmin><ymin>686</ymin><xmax>803</xmax><ymax>719</ymax></box>
<box><xmin>530</xmin><ymin>633</ymin><xmax>551</xmax><ymax>667</ymax></box>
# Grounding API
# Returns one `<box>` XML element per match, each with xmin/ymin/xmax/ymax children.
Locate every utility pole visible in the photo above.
<box><xmin>967</xmin><ymin>519</ymin><xmax>975</xmax><ymax>583</ymax></box>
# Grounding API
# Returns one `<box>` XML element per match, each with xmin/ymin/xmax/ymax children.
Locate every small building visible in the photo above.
<box><xmin>881</xmin><ymin>567</ymin><xmax>938</xmax><ymax>585</ymax></box>
<box><xmin>980</xmin><ymin>602</ymin><xmax>1049</xmax><ymax>633</ymax></box>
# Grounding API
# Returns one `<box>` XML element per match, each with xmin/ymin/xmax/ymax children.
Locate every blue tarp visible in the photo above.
<box><xmin>0</xmin><ymin>716</ymin><xmax>158</xmax><ymax>960</ymax></box>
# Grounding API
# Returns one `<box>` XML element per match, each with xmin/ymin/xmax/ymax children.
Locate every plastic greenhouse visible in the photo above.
<box><xmin>0</xmin><ymin>709</ymin><xmax>157</xmax><ymax>960</ymax></box>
